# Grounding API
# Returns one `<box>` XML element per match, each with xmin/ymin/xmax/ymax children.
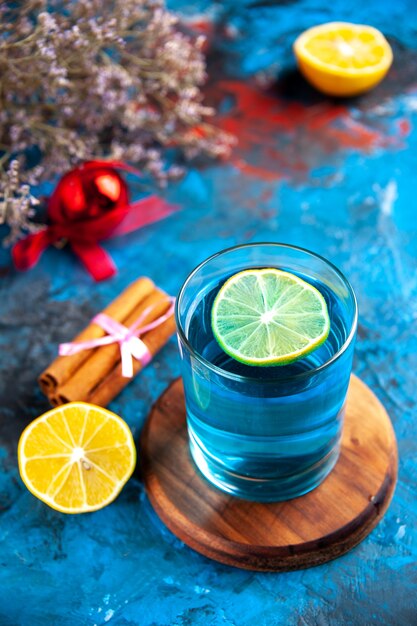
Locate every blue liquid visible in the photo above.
<box><xmin>181</xmin><ymin>269</ymin><xmax>355</xmax><ymax>501</ymax></box>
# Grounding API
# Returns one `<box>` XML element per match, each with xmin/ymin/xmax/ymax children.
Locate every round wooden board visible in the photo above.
<box><xmin>140</xmin><ymin>375</ymin><xmax>397</xmax><ymax>571</ymax></box>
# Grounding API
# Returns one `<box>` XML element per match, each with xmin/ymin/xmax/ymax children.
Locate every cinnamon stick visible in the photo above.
<box><xmin>39</xmin><ymin>277</ymin><xmax>154</xmax><ymax>395</ymax></box>
<box><xmin>53</xmin><ymin>288</ymin><xmax>173</xmax><ymax>405</ymax></box>
<box><xmin>88</xmin><ymin>312</ymin><xmax>176</xmax><ymax>407</ymax></box>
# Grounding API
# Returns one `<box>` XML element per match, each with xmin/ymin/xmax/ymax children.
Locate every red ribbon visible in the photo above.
<box><xmin>12</xmin><ymin>161</ymin><xmax>176</xmax><ymax>281</ymax></box>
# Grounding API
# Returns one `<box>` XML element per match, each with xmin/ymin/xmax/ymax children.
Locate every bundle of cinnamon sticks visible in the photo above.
<box><xmin>39</xmin><ymin>277</ymin><xmax>175</xmax><ymax>408</ymax></box>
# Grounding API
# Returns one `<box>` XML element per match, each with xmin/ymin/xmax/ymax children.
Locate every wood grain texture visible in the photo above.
<box><xmin>140</xmin><ymin>375</ymin><xmax>398</xmax><ymax>572</ymax></box>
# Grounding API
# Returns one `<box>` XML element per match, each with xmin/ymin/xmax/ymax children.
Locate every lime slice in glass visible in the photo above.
<box><xmin>211</xmin><ymin>268</ymin><xmax>330</xmax><ymax>366</ymax></box>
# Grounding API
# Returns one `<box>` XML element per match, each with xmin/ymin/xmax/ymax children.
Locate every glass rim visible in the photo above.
<box><xmin>175</xmin><ymin>242</ymin><xmax>358</xmax><ymax>384</ymax></box>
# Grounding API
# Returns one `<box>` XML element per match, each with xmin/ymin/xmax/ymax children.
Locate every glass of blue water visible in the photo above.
<box><xmin>175</xmin><ymin>243</ymin><xmax>358</xmax><ymax>502</ymax></box>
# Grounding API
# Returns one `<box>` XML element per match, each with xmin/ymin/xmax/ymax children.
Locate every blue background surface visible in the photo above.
<box><xmin>1</xmin><ymin>1</ymin><xmax>416</xmax><ymax>624</ymax></box>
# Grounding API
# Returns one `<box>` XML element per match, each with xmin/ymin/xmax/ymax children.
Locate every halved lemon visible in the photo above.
<box><xmin>18</xmin><ymin>402</ymin><xmax>136</xmax><ymax>514</ymax></box>
<box><xmin>294</xmin><ymin>22</ymin><xmax>393</xmax><ymax>97</ymax></box>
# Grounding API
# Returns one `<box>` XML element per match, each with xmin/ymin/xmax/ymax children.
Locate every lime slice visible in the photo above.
<box><xmin>211</xmin><ymin>268</ymin><xmax>330</xmax><ymax>366</ymax></box>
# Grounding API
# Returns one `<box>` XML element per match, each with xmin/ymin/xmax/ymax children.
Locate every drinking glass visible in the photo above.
<box><xmin>175</xmin><ymin>243</ymin><xmax>358</xmax><ymax>501</ymax></box>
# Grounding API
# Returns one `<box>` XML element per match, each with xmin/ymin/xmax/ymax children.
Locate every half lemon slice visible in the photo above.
<box><xmin>18</xmin><ymin>402</ymin><xmax>136</xmax><ymax>514</ymax></box>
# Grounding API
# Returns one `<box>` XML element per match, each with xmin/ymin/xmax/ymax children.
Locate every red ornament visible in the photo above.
<box><xmin>51</xmin><ymin>165</ymin><xmax>129</xmax><ymax>222</ymax></box>
<box><xmin>12</xmin><ymin>161</ymin><xmax>176</xmax><ymax>281</ymax></box>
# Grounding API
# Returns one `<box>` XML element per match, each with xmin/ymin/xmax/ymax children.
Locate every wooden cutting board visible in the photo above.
<box><xmin>140</xmin><ymin>375</ymin><xmax>397</xmax><ymax>571</ymax></box>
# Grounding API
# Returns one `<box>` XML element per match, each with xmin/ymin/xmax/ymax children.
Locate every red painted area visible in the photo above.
<box><xmin>215</xmin><ymin>81</ymin><xmax>401</xmax><ymax>181</ymax></box>
<box><xmin>325</xmin><ymin>119</ymin><xmax>387</xmax><ymax>150</ymax></box>
<box><xmin>232</xmin><ymin>158</ymin><xmax>285</xmax><ymax>182</ymax></box>
<box><xmin>398</xmin><ymin>118</ymin><xmax>412</xmax><ymax>136</ymax></box>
